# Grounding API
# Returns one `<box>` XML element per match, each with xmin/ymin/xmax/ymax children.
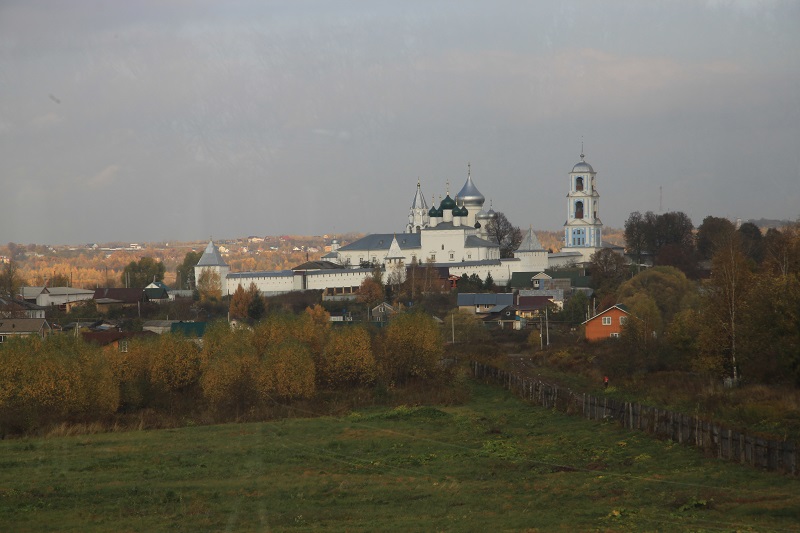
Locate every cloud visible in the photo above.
<box><xmin>29</xmin><ymin>113</ymin><xmax>63</xmax><ymax>129</ymax></box>
<box><xmin>84</xmin><ymin>164</ymin><xmax>120</xmax><ymax>189</ymax></box>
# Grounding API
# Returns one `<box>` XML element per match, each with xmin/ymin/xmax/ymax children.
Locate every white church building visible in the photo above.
<box><xmin>195</xmin><ymin>154</ymin><xmax>611</xmax><ymax>297</ymax></box>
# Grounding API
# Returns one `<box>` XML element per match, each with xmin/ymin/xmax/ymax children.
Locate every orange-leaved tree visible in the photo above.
<box><xmin>318</xmin><ymin>326</ymin><xmax>375</xmax><ymax>389</ymax></box>
<box><xmin>379</xmin><ymin>312</ymin><xmax>443</xmax><ymax>385</ymax></box>
<box><xmin>229</xmin><ymin>283</ymin><xmax>251</xmax><ymax>320</ymax></box>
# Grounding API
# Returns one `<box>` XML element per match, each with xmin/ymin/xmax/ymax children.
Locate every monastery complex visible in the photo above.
<box><xmin>195</xmin><ymin>153</ymin><xmax>622</xmax><ymax>297</ymax></box>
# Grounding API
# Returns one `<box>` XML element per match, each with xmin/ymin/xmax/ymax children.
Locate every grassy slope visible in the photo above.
<box><xmin>1</xmin><ymin>382</ymin><xmax>799</xmax><ymax>532</ymax></box>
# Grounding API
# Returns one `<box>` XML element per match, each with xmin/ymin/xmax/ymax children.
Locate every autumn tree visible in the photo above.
<box><xmin>121</xmin><ymin>257</ymin><xmax>166</xmax><ymax>288</ymax></box>
<box><xmin>148</xmin><ymin>333</ymin><xmax>203</xmax><ymax>396</ymax></box>
<box><xmin>256</xmin><ymin>340</ymin><xmax>316</xmax><ymax>401</ymax></box>
<box><xmin>738</xmin><ymin>273</ymin><xmax>800</xmax><ymax>384</ymax></box>
<box><xmin>229</xmin><ymin>284</ymin><xmax>250</xmax><ymax>320</ymax></box>
<box><xmin>0</xmin><ymin>336</ymin><xmax>118</xmax><ymax>433</ymax></box>
<box><xmin>699</xmin><ymin>232</ymin><xmax>753</xmax><ymax>382</ymax></box>
<box><xmin>176</xmin><ymin>250</ymin><xmax>202</xmax><ymax>289</ymax></box>
<box><xmin>738</xmin><ymin>222</ymin><xmax>764</xmax><ymax>264</ymax></box>
<box><xmin>47</xmin><ymin>272</ymin><xmax>71</xmax><ymax>287</ymax></box>
<box><xmin>196</xmin><ymin>268</ymin><xmax>222</xmax><ymax>301</ymax></box>
<box><xmin>302</xmin><ymin>304</ymin><xmax>331</xmax><ymax>360</ymax></box>
<box><xmin>624</xmin><ymin>211</ymin><xmax>649</xmax><ymax>269</ymax></box>
<box><xmin>486</xmin><ymin>212</ymin><xmax>522</xmax><ymax>258</ymax></box>
<box><xmin>0</xmin><ymin>259</ymin><xmax>25</xmax><ymax>298</ymax></box>
<box><xmin>442</xmin><ymin>310</ymin><xmax>489</xmax><ymax>345</ymax></box>
<box><xmin>697</xmin><ymin>216</ymin><xmax>735</xmax><ymax>260</ymax></box>
<box><xmin>379</xmin><ymin>312</ymin><xmax>444</xmax><ymax>384</ymax></box>
<box><xmin>589</xmin><ymin>248</ymin><xmax>628</xmax><ymax>299</ymax></box>
<box><xmin>246</xmin><ymin>283</ymin><xmax>265</xmax><ymax>320</ymax></box>
<box><xmin>558</xmin><ymin>291</ymin><xmax>589</xmax><ymax>327</ymax></box>
<box><xmin>318</xmin><ymin>326</ymin><xmax>376</xmax><ymax>388</ymax></box>
<box><xmin>616</xmin><ymin>266</ymin><xmax>697</xmax><ymax>333</ymax></box>
<box><xmin>358</xmin><ymin>276</ymin><xmax>384</xmax><ymax>310</ymax></box>
<box><xmin>200</xmin><ymin>322</ymin><xmax>261</xmax><ymax>415</ymax></box>
<box><xmin>624</xmin><ymin>211</ymin><xmax>695</xmax><ymax>271</ymax></box>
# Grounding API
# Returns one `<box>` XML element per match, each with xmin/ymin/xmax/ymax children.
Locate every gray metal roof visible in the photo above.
<box><xmin>411</xmin><ymin>181</ymin><xmax>428</xmax><ymax>210</ymax></box>
<box><xmin>572</xmin><ymin>155</ymin><xmax>594</xmax><ymax>173</ymax></box>
<box><xmin>0</xmin><ymin>318</ymin><xmax>51</xmax><ymax>334</ymax></box>
<box><xmin>517</xmin><ymin>227</ymin><xmax>545</xmax><ymax>252</ymax></box>
<box><xmin>307</xmin><ymin>267</ymin><xmax>373</xmax><ymax>277</ymax></box>
<box><xmin>457</xmin><ymin>171</ymin><xmax>485</xmax><ymax>205</ymax></box>
<box><xmin>228</xmin><ymin>270</ymin><xmax>294</xmax><ymax>279</ymax></box>
<box><xmin>464</xmin><ymin>235</ymin><xmax>499</xmax><ymax>248</ymax></box>
<box><xmin>337</xmin><ymin>233</ymin><xmax>421</xmax><ymax>252</ymax></box>
<box><xmin>196</xmin><ymin>240</ymin><xmax>229</xmax><ymax>267</ymax></box>
<box><xmin>438</xmin><ymin>259</ymin><xmax>502</xmax><ymax>268</ymax></box>
<box><xmin>456</xmin><ymin>293</ymin><xmax>514</xmax><ymax>306</ymax></box>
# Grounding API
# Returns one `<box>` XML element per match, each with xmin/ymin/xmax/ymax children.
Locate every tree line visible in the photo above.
<box><xmin>591</xmin><ymin>212</ymin><xmax>800</xmax><ymax>386</ymax></box>
<box><xmin>0</xmin><ymin>307</ymin><xmax>450</xmax><ymax>436</ymax></box>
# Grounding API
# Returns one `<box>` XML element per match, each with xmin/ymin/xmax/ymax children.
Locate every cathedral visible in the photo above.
<box><xmin>195</xmin><ymin>154</ymin><xmax>612</xmax><ymax>296</ymax></box>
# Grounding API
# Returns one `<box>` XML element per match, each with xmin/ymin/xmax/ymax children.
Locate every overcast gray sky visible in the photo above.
<box><xmin>2</xmin><ymin>0</ymin><xmax>798</xmax><ymax>245</ymax></box>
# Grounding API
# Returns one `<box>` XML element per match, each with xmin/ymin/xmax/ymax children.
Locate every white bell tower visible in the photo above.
<box><xmin>563</xmin><ymin>149</ymin><xmax>603</xmax><ymax>261</ymax></box>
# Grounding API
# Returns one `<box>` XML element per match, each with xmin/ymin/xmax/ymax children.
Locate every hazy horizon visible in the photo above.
<box><xmin>2</xmin><ymin>1</ymin><xmax>798</xmax><ymax>245</ymax></box>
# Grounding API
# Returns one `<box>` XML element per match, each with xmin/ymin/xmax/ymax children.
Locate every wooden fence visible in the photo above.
<box><xmin>472</xmin><ymin>361</ymin><xmax>798</xmax><ymax>476</ymax></box>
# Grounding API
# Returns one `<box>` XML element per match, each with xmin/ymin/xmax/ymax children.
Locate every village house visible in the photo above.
<box><xmin>582</xmin><ymin>304</ymin><xmax>631</xmax><ymax>341</ymax></box>
<box><xmin>0</xmin><ymin>318</ymin><xmax>53</xmax><ymax>343</ymax></box>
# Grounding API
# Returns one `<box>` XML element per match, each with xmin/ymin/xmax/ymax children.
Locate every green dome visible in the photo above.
<box><xmin>440</xmin><ymin>194</ymin><xmax>456</xmax><ymax>210</ymax></box>
<box><xmin>428</xmin><ymin>205</ymin><xmax>439</xmax><ymax>217</ymax></box>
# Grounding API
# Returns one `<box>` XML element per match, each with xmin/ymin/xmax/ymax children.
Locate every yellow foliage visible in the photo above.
<box><xmin>148</xmin><ymin>334</ymin><xmax>202</xmax><ymax>392</ymax></box>
<box><xmin>380</xmin><ymin>312</ymin><xmax>444</xmax><ymax>384</ymax></box>
<box><xmin>319</xmin><ymin>326</ymin><xmax>376</xmax><ymax>388</ymax></box>
<box><xmin>0</xmin><ymin>336</ymin><xmax>119</xmax><ymax>431</ymax></box>
<box><xmin>255</xmin><ymin>341</ymin><xmax>316</xmax><ymax>401</ymax></box>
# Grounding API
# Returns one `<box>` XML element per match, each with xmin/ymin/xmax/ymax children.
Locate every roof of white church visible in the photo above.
<box><xmin>337</xmin><ymin>233</ymin><xmax>422</xmax><ymax>252</ymax></box>
<box><xmin>572</xmin><ymin>153</ymin><xmax>594</xmax><ymax>173</ymax></box>
<box><xmin>410</xmin><ymin>181</ymin><xmax>428</xmax><ymax>210</ymax></box>
<box><xmin>385</xmin><ymin>235</ymin><xmax>404</xmax><ymax>259</ymax></box>
<box><xmin>456</xmin><ymin>170</ymin><xmax>485</xmax><ymax>204</ymax></box>
<box><xmin>464</xmin><ymin>235</ymin><xmax>500</xmax><ymax>248</ymax></box>
<box><xmin>517</xmin><ymin>227</ymin><xmax>545</xmax><ymax>252</ymax></box>
<box><xmin>196</xmin><ymin>240</ymin><xmax>229</xmax><ymax>267</ymax></box>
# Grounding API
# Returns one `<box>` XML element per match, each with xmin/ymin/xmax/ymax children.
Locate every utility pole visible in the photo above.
<box><xmin>545</xmin><ymin>307</ymin><xmax>550</xmax><ymax>346</ymax></box>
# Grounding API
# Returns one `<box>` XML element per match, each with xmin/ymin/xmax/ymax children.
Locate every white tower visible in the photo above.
<box><xmin>194</xmin><ymin>240</ymin><xmax>230</xmax><ymax>294</ymax></box>
<box><xmin>563</xmin><ymin>150</ymin><xmax>603</xmax><ymax>261</ymax></box>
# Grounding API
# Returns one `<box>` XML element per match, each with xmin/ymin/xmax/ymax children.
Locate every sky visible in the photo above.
<box><xmin>1</xmin><ymin>0</ymin><xmax>798</xmax><ymax>245</ymax></box>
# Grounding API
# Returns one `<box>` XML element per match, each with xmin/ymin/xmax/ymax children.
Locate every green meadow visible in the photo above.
<box><xmin>1</xmin><ymin>383</ymin><xmax>798</xmax><ymax>532</ymax></box>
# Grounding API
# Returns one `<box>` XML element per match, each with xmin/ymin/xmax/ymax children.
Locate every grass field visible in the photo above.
<box><xmin>1</xmin><ymin>382</ymin><xmax>799</xmax><ymax>532</ymax></box>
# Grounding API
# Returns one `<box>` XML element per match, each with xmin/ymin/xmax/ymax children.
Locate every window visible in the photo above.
<box><xmin>0</xmin><ymin>335</ymin><xmax>4</xmax><ymax>343</ymax></box>
<box><xmin>602</xmin><ymin>316</ymin><xmax>612</xmax><ymax>326</ymax></box>
<box><xmin>610</xmin><ymin>332</ymin><xmax>620</xmax><ymax>338</ymax></box>
<box><xmin>575</xmin><ymin>177</ymin><xmax>584</xmax><ymax>191</ymax></box>
<box><xmin>449</xmin><ymin>252</ymin><xmax>454</xmax><ymax>260</ymax></box>
<box><xmin>441</xmin><ymin>244</ymin><xmax>444</xmax><ymax>250</ymax></box>
<box><xmin>120</xmin><ymin>340</ymin><xmax>129</xmax><ymax>353</ymax></box>
<box><xmin>575</xmin><ymin>201</ymin><xmax>584</xmax><ymax>219</ymax></box>
<box><xmin>619</xmin><ymin>316</ymin><xmax>628</xmax><ymax>325</ymax></box>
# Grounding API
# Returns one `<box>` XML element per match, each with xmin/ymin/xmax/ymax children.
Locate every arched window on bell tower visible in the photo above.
<box><xmin>575</xmin><ymin>177</ymin><xmax>584</xmax><ymax>191</ymax></box>
<box><xmin>575</xmin><ymin>201</ymin><xmax>584</xmax><ymax>219</ymax></box>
